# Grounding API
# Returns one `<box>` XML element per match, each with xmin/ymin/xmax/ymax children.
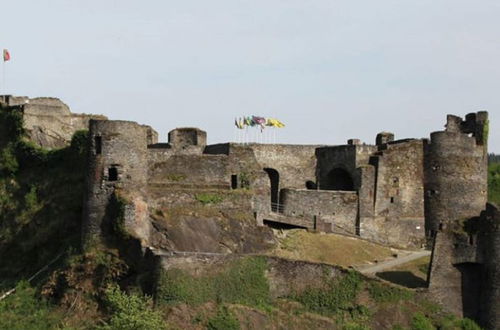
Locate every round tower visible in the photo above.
<box><xmin>82</xmin><ymin>120</ymin><xmax>149</xmax><ymax>245</ymax></box>
<box><xmin>425</xmin><ymin>113</ymin><xmax>488</xmax><ymax>233</ymax></box>
<box><xmin>425</xmin><ymin>112</ymin><xmax>489</xmax><ymax>319</ymax></box>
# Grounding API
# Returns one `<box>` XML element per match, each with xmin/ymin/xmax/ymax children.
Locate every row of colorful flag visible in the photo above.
<box><xmin>234</xmin><ymin>116</ymin><xmax>285</xmax><ymax>130</ymax></box>
<box><xmin>3</xmin><ymin>49</ymin><xmax>10</xmax><ymax>62</ymax></box>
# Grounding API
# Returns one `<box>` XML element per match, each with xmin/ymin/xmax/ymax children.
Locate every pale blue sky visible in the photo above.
<box><xmin>0</xmin><ymin>0</ymin><xmax>498</xmax><ymax>151</ymax></box>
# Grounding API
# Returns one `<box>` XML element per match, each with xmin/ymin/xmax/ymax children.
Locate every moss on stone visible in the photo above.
<box><xmin>156</xmin><ymin>256</ymin><xmax>270</xmax><ymax>309</ymax></box>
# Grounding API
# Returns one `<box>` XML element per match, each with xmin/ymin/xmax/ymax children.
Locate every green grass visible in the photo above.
<box><xmin>412</xmin><ymin>312</ymin><xmax>435</xmax><ymax>330</ymax></box>
<box><xmin>195</xmin><ymin>193</ymin><xmax>224</xmax><ymax>205</ymax></box>
<box><xmin>207</xmin><ymin>306</ymin><xmax>240</xmax><ymax>330</ymax></box>
<box><xmin>368</xmin><ymin>282</ymin><xmax>414</xmax><ymax>303</ymax></box>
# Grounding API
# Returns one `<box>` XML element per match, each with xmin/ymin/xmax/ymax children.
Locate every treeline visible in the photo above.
<box><xmin>489</xmin><ymin>153</ymin><xmax>500</xmax><ymax>164</ymax></box>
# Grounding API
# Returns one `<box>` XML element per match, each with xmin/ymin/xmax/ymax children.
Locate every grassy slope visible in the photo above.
<box><xmin>269</xmin><ymin>229</ymin><xmax>396</xmax><ymax>268</ymax></box>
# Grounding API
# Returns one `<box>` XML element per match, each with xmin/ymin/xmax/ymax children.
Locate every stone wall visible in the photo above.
<box><xmin>249</xmin><ymin>144</ymin><xmax>319</xmax><ymax>189</ymax></box>
<box><xmin>155</xmin><ymin>254</ymin><xmax>351</xmax><ymax>299</ymax></box>
<box><xmin>148</xmin><ymin>154</ymin><xmax>230</xmax><ymax>189</ymax></box>
<box><xmin>426</xmin><ymin>112</ymin><xmax>492</xmax><ymax>328</ymax></box>
<box><xmin>1</xmin><ymin>95</ymin><xmax>106</xmax><ymax>149</ymax></box>
<box><xmin>280</xmin><ymin>189</ymin><xmax>358</xmax><ymax>234</ymax></box>
<box><xmin>316</xmin><ymin>144</ymin><xmax>377</xmax><ymax>190</ymax></box>
<box><xmin>478</xmin><ymin>203</ymin><xmax>500</xmax><ymax>329</ymax></box>
<box><xmin>372</xmin><ymin>139</ymin><xmax>425</xmax><ymax>220</ymax></box>
<box><xmin>367</xmin><ymin>139</ymin><xmax>426</xmax><ymax>247</ymax></box>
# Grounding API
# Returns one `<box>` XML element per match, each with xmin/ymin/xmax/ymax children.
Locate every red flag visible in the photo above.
<box><xmin>3</xmin><ymin>49</ymin><xmax>10</xmax><ymax>62</ymax></box>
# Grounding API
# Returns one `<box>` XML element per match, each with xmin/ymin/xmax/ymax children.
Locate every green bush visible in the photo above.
<box><xmin>368</xmin><ymin>282</ymin><xmax>414</xmax><ymax>303</ymax></box>
<box><xmin>0</xmin><ymin>144</ymin><xmax>18</xmax><ymax>175</ymax></box>
<box><xmin>411</xmin><ymin>312</ymin><xmax>435</xmax><ymax>330</ymax></box>
<box><xmin>290</xmin><ymin>270</ymin><xmax>363</xmax><ymax>316</ymax></box>
<box><xmin>0</xmin><ymin>127</ymin><xmax>88</xmax><ymax>282</ymax></box>
<box><xmin>456</xmin><ymin>318</ymin><xmax>481</xmax><ymax>330</ymax></box>
<box><xmin>195</xmin><ymin>193</ymin><xmax>224</xmax><ymax>205</ymax></box>
<box><xmin>98</xmin><ymin>284</ymin><xmax>166</xmax><ymax>330</ymax></box>
<box><xmin>207</xmin><ymin>306</ymin><xmax>240</xmax><ymax>330</ymax></box>
<box><xmin>0</xmin><ymin>281</ymin><xmax>62</xmax><ymax>330</ymax></box>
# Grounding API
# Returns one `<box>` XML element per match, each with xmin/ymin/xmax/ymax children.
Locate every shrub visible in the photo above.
<box><xmin>99</xmin><ymin>284</ymin><xmax>166</xmax><ymax>330</ymax></box>
<box><xmin>411</xmin><ymin>312</ymin><xmax>435</xmax><ymax>330</ymax></box>
<box><xmin>368</xmin><ymin>282</ymin><xmax>414</xmax><ymax>303</ymax></box>
<box><xmin>207</xmin><ymin>306</ymin><xmax>240</xmax><ymax>330</ymax></box>
<box><xmin>156</xmin><ymin>268</ymin><xmax>214</xmax><ymax>305</ymax></box>
<box><xmin>290</xmin><ymin>270</ymin><xmax>363</xmax><ymax>316</ymax></box>
<box><xmin>0</xmin><ymin>144</ymin><xmax>18</xmax><ymax>175</ymax></box>
<box><xmin>214</xmin><ymin>256</ymin><xmax>270</xmax><ymax>308</ymax></box>
<box><xmin>0</xmin><ymin>281</ymin><xmax>62</xmax><ymax>330</ymax></box>
<box><xmin>456</xmin><ymin>318</ymin><xmax>481</xmax><ymax>330</ymax></box>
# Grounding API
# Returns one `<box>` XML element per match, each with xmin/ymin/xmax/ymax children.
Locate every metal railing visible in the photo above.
<box><xmin>271</xmin><ymin>202</ymin><xmax>284</xmax><ymax>213</ymax></box>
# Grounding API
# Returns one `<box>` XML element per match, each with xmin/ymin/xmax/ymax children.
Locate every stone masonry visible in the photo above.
<box><xmin>1</xmin><ymin>95</ymin><xmax>497</xmax><ymax>328</ymax></box>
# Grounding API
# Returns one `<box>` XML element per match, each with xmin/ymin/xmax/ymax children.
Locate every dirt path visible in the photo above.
<box><xmin>356</xmin><ymin>250</ymin><xmax>431</xmax><ymax>274</ymax></box>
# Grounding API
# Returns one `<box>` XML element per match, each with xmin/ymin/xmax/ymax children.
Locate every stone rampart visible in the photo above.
<box><xmin>280</xmin><ymin>189</ymin><xmax>358</xmax><ymax>233</ymax></box>
<box><xmin>1</xmin><ymin>95</ymin><xmax>106</xmax><ymax>148</ymax></box>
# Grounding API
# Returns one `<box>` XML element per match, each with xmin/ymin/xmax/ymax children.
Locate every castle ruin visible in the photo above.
<box><xmin>0</xmin><ymin>95</ymin><xmax>498</xmax><ymax>329</ymax></box>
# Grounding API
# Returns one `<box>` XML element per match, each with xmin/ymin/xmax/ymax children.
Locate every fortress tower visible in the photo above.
<box><xmin>425</xmin><ymin>112</ymin><xmax>499</xmax><ymax>329</ymax></box>
<box><xmin>82</xmin><ymin>120</ymin><xmax>152</xmax><ymax>245</ymax></box>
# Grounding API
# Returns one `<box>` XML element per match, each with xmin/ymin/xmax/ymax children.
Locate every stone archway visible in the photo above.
<box><xmin>264</xmin><ymin>168</ymin><xmax>280</xmax><ymax>211</ymax></box>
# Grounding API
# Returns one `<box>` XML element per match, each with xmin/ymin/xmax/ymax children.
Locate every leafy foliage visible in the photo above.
<box><xmin>0</xmin><ymin>281</ymin><xmax>62</xmax><ymax>330</ymax></box>
<box><xmin>368</xmin><ymin>282</ymin><xmax>414</xmax><ymax>303</ymax></box>
<box><xmin>0</xmin><ymin>106</ymin><xmax>88</xmax><ymax>287</ymax></box>
<box><xmin>411</xmin><ymin>312</ymin><xmax>435</xmax><ymax>330</ymax></box>
<box><xmin>98</xmin><ymin>284</ymin><xmax>166</xmax><ymax>330</ymax></box>
<box><xmin>207</xmin><ymin>306</ymin><xmax>240</xmax><ymax>330</ymax></box>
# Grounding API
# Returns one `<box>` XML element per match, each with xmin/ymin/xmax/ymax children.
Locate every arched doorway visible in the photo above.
<box><xmin>264</xmin><ymin>168</ymin><xmax>280</xmax><ymax>212</ymax></box>
<box><xmin>322</xmin><ymin>168</ymin><xmax>354</xmax><ymax>191</ymax></box>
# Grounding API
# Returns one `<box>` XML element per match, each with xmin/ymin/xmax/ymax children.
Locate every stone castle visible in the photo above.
<box><xmin>0</xmin><ymin>95</ymin><xmax>498</xmax><ymax>329</ymax></box>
